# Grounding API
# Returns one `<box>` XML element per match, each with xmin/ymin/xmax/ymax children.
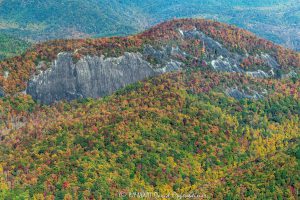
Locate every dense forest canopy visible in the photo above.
<box><xmin>0</xmin><ymin>33</ymin><xmax>30</xmax><ymax>60</ymax></box>
<box><xmin>0</xmin><ymin>18</ymin><xmax>299</xmax><ymax>199</ymax></box>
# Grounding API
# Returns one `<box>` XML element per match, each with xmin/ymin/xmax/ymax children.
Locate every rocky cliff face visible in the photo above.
<box><xmin>24</xmin><ymin>24</ymin><xmax>297</xmax><ymax>104</ymax></box>
<box><xmin>180</xmin><ymin>28</ymin><xmax>282</xmax><ymax>74</ymax></box>
<box><xmin>25</xmin><ymin>38</ymin><xmax>283</xmax><ymax>104</ymax></box>
<box><xmin>26</xmin><ymin>52</ymin><xmax>181</xmax><ymax>104</ymax></box>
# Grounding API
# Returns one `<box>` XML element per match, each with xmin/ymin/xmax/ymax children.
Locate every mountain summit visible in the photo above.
<box><xmin>0</xmin><ymin>19</ymin><xmax>299</xmax><ymax>199</ymax></box>
<box><xmin>0</xmin><ymin>19</ymin><xmax>299</xmax><ymax>103</ymax></box>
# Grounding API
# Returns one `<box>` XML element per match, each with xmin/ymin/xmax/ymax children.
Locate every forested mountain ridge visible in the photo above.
<box><xmin>0</xmin><ymin>18</ymin><xmax>299</xmax><ymax>199</ymax></box>
<box><xmin>0</xmin><ymin>0</ymin><xmax>299</xmax><ymax>50</ymax></box>
<box><xmin>0</xmin><ymin>19</ymin><xmax>299</xmax><ymax>98</ymax></box>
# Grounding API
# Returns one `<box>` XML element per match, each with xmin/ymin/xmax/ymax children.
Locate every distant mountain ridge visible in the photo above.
<box><xmin>0</xmin><ymin>0</ymin><xmax>299</xmax><ymax>50</ymax></box>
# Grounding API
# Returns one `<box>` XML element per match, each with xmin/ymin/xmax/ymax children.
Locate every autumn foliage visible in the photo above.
<box><xmin>0</xmin><ymin>19</ymin><xmax>299</xmax><ymax>94</ymax></box>
<box><xmin>0</xmin><ymin>69</ymin><xmax>300</xmax><ymax>199</ymax></box>
<box><xmin>0</xmin><ymin>19</ymin><xmax>300</xmax><ymax>199</ymax></box>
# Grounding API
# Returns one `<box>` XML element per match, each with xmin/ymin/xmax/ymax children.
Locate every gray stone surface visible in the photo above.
<box><xmin>27</xmin><ymin>52</ymin><xmax>176</xmax><ymax>104</ymax></box>
<box><xmin>143</xmin><ymin>44</ymin><xmax>186</xmax><ymax>65</ymax></box>
<box><xmin>180</xmin><ymin>28</ymin><xmax>244</xmax><ymax>72</ymax></box>
<box><xmin>259</xmin><ymin>53</ymin><xmax>280</xmax><ymax>69</ymax></box>
<box><xmin>246</xmin><ymin>70</ymin><xmax>270</xmax><ymax>78</ymax></box>
<box><xmin>226</xmin><ymin>88</ymin><xmax>263</xmax><ymax>100</ymax></box>
<box><xmin>211</xmin><ymin>56</ymin><xmax>243</xmax><ymax>72</ymax></box>
<box><xmin>180</xmin><ymin>28</ymin><xmax>283</xmax><ymax>76</ymax></box>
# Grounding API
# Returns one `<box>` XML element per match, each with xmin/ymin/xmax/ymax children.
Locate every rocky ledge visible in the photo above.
<box><xmin>26</xmin><ymin>52</ymin><xmax>181</xmax><ymax>104</ymax></box>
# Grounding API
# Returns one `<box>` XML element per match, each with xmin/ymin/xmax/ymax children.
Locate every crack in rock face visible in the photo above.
<box><xmin>26</xmin><ymin>52</ymin><xmax>181</xmax><ymax>104</ymax></box>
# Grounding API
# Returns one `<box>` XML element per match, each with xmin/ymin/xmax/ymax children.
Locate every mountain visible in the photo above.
<box><xmin>0</xmin><ymin>0</ymin><xmax>299</xmax><ymax>51</ymax></box>
<box><xmin>0</xmin><ymin>18</ymin><xmax>299</xmax><ymax>199</ymax></box>
<box><xmin>0</xmin><ymin>19</ymin><xmax>299</xmax><ymax>100</ymax></box>
<box><xmin>0</xmin><ymin>33</ymin><xmax>30</xmax><ymax>60</ymax></box>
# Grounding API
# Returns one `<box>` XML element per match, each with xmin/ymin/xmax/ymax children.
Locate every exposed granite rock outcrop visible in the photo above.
<box><xmin>143</xmin><ymin>44</ymin><xmax>186</xmax><ymax>65</ymax></box>
<box><xmin>226</xmin><ymin>88</ymin><xmax>264</xmax><ymax>100</ymax></box>
<box><xmin>180</xmin><ymin>28</ymin><xmax>244</xmax><ymax>72</ymax></box>
<box><xmin>257</xmin><ymin>53</ymin><xmax>280</xmax><ymax>70</ymax></box>
<box><xmin>182</xmin><ymin>29</ymin><xmax>236</xmax><ymax>57</ymax></box>
<box><xmin>25</xmin><ymin>28</ymin><xmax>288</xmax><ymax>105</ymax></box>
<box><xmin>179</xmin><ymin>28</ymin><xmax>284</xmax><ymax>76</ymax></box>
<box><xmin>211</xmin><ymin>56</ymin><xmax>242</xmax><ymax>72</ymax></box>
<box><xmin>246</xmin><ymin>70</ymin><xmax>270</xmax><ymax>78</ymax></box>
<box><xmin>27</xmin><ymin>52</ymin><xmax>181</xmax><ymax>104</ymax></box>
